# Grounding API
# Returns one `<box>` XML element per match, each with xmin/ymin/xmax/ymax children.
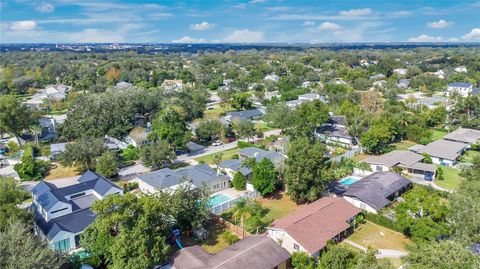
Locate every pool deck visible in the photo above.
<box><xmin>211</xmin><ymin>188</ymin><xmax>248</xmax><ymax>199</ymax></box>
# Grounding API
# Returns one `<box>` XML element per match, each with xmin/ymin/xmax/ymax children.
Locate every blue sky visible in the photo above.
<box><xmin>0</xmin><ymin>0</ymin><xmax>479</xmax><ymax>43</ymax></box>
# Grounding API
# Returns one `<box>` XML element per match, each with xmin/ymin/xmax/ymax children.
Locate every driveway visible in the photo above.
<box><xmin>409</xmin><ymin>176</ymin><xmax>452</xmax><ymax>193</ymax></box>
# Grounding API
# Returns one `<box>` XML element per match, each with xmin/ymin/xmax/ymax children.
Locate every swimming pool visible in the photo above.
<box><xmin>208</xmin><ymin>194</ymin><xmax>232</xmax><ymax>207</ymax></box>
<box><xmin>339</xmin><ymin>176</ymin><xmax>361</xmax><ymax>186</ymax></box>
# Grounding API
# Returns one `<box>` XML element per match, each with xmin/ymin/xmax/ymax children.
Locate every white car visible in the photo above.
<box><xmin>211</xmin><ymin>141</ymin><xmax>223</xmax><ymax>146</ymax></box>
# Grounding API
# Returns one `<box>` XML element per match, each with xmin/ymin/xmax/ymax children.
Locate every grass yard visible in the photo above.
<box><xmin>430</xmin><ymin>128</ymin><xmax>448</xmax><ymax>141</ymax></box>
<box><xmin>204</xmin><ymin>104</ymin><xmax>235</xmax><ymax>117</ymax></box>
<box><xmin>182</xmin><ymin>222</ymin><xmax>232</xmax><ymax>254</ymax></box>
<box><xmin>393</xmin><ymin>140</ymin><xmax>417</xmax><ymax>151</ymax></box>
<box><xmin>256</xmin><ymin>191</ymin><xmax>302</xmax><ymax>223</ymax></box>
<box><xmin>254</xmin><ymin>122</ymin><xmax>275</xmax><ymax>132</ymax></box>
<box><xmin>194</xmin><ymin>148</ymin><xmax>240</xmax><ymax>164</ymax></box>
<box><xmin>435</xmin><ymin>166</ymin><xmax>465</xmax><ymax>191</ymax></box>
<box><xmin>460</xmin><ymin>150</ymin><xmax>480</xmax><ymax>164</ymax></box>
<box><xmin>349</xmin><ymin>221</ymin><xmax>411</xmax><ymax>251</ymax></box>
<box><xmin>45</xmin><ymin>163</ymin><xmax>81</xmax><ymax>180</ymax></box>
<box><xmin>353</xmin><ymin>153</ymin><xmax>371</xmax><ymax>162</ymax></box>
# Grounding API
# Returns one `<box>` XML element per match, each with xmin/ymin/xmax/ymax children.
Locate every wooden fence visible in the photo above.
<box><xmin>214</xmin><ymin>215</ymin><xmax>251</xmax><ymax>239</ymax></box>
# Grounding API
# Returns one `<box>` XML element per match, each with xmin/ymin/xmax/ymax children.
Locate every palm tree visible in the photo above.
<box><xmin>29</xmin><ymin>125</ymin><xmax>42</xmax><ymax>145</ymax></box>
<box><xmin>231</xmin><ymin>199</ymin><xmax>252</xmax><ymax>237</ymax></box>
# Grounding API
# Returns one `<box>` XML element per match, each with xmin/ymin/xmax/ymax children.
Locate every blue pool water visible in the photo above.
<box><xmin>339</xmin><ymin>176</ymin><xmax>360</xmax><ymax>186</ymax></box>
<box><xmin>208</xmin><ymin>194</ymin><xmax>232</xmax><ymax>207</ymax></box>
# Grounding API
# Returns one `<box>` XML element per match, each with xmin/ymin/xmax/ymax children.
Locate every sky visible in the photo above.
<box><xmin>0</xmin><ymin>0</ymin><xmax>479</xmax><ymax>43</ymax></box>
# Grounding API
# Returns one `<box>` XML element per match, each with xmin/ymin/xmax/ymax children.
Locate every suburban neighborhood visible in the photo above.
<box><xmin>1</xmin><ymin>1</ymin><xmax>480</xmax><ymax>268</ymax></box>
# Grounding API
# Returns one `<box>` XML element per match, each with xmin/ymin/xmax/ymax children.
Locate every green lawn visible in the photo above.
<box><xmin>256</xmin><ymin>191</ymin><xmax>302</xmax><ymax>223</ymax></box>
<box><xmin>204</xmin><ymin>104</ymin><xmax>235</xmax><ymax>117</ymax></box>
<box><xmin>194</xmin><ymin>148</ymin><xmax>240</xmax><ymax>164</ymax></box>
<box><xmin>254</xmin><ymin>122</ymin><xmax>275</xmax><ymax>132</ymax></box>
<box><xmin>460</xmin><ymin>150</ymin><xmax>480</xmax><ymax>164</ymax></box>
<box><xmin>181</xmin><ymin>222</ymin><xmax>232</xmax><ymax>254</ymax></box>
<box><xmin>349</xmin><ymin>221</ymin><xmax>411</xmax><ymax>251</ymax></box>
<box><xmin>430</xmin><ymin>128</ymin><xmax>448</xmax><ymax>141</ymax></box>
<box><xmin>393</xmin><ymin>140</ymin><xmax>417</xmax><ymax>151</ymax></box>
<box><xmin>435</xmin><ymin>166</ymin><xmax>465</xmax><ymax>191</ymax></box>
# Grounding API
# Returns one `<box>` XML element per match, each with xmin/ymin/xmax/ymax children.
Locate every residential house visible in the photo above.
<box><xmin>171</xmin><ymin>236</ymin><xmax>290</xmax><ymax>269</ymax></box>
<box><xmin>32</xmin><ymin>171</ymin><xmax>123</xmax><ymax>252</ymax></box>
<box><xmin>443</xmin><ymin>128</ymin><xmax>480</xmax><ymax>147</ymax></box>
<box><xmin>360</xmin><ymin>150</ymin><xmax>436</xmax><ymax>180</ymax></box>
<box><xmin>369</xmin><ymin>74</ymin><xmax>386</xmax><ymax>80</ymax></box>
<box><xmin>397</xmin><ymin>79</ymin><xmax>411</xmax><ymax>89</ymax></box>
<box><xmin>267</xmin><ymin>197</ymin><xmax>361</xmax><ymax>257</ymax></box>
<box><xmin>38</xmin><ymin>114</ymin><xmax>67</xmax><ymax>140</ymax></box>
<box><xmin>409</xmin><ymin>139</ymin><xmax>468</xmax><ymax>166</ymax></box>
<box><xmin>114</xmin><ymin>81</ymin><xmax>133</xmax><ymax>90</ymax></box>
<box><xmin>285</xmin><ymin>92</ymin><xmax>327</xmax><ymax>108</ymax></box>
<box><xmin>104</xmin><ymin>135</ymin><xmax>128</xmax><ymax>150</ymax></box>
<box><xmin>264</xmin><ymin>74</ymin><xmax>280</xmax><ymax>82</ymax></box>
<box><xmin>134</xmin><ymin>164</ymin><xmax>230</xmax><ymax>194</ymax></box>
<box><xmin>393</xmin><ymin>68</ymin><xmax>407</xmax><ymax>76</ymax></box>
<box><xmin>50</xmin><ymin>142</ymin><xmax>69</xmax><ymax>160</ymax></box>
<box><xmin>162</xmin><ymin>79</ymin><xmax>184</xmax><ymax>92</ymax></box>
<box><xmin>224</xmin><ymin>109</ymin><xmax>264</xmax><ymax>122</ymax></box>
<box><xmin>446</xmin><ymin>82</ymin><xmax>474</xmax><ymax>97</ymax></box>
<box><xmin>342</xmin><ymin>172</ymin><xmax>412</xmax><ymax>214</ymax></box>
<box><xmin>264</xmin><ymin>90</ymin><xmax>281</xmax><ymax>100</ymax></box>
<box><xmin>219</xmin><ymin>147</ymin><xmax>284</xmax><ymax>178</ymax></box>
<box><xmin>314</xmin><ymin>115</ymin><xmax>355</xmax><ymax>147</ymax></box>
<box><xmin>454</xmin><ymin>66</ymin><xmax>467</xmax><ymax>73</ymax></box>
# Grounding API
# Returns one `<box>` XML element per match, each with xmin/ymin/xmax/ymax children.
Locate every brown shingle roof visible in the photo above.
<box><xmin>270</xmin><ymin>197</ymin><xmax>360</xmax><ymax>254</ymax></box>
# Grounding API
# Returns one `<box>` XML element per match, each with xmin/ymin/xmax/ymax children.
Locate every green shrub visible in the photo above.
<box><xmin>231</xmin><ymin>154</ymin><xmax>239</xmax><ymax>159</ymax></box>
<box><xmin>232</xmin><ymin>172</ymin><xmax>246</xmax><ymax>190</ymax></box>
<box><xmin>123</xmin><ymin>182</ymin><xmax>139</xmax><ymax>192</ymax></box>
<box><xmin>222</xmin><ymin>231</ymin><xmax>239</xmax><ymax>244</ymax></box>
<box><xmin>436</xmin><ymin>167</ymin><xmax>444</xmax><ymax>180</ymax></box>
<box><xmin>364</xmin><ymin>211</ymin><xmax>403</xmax><ymax>233</ymax></box>
<box><xmin>291</xmin><ymin>251</ymin><xmax>316</xmax><ymax>269</ymax></box>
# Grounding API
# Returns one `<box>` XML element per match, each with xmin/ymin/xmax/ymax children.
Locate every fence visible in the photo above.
<box><xmin>330</xmin><ymin>147</ymin><xmax>362</xmax><ymax>163</ymax></box>
<box><xmin>214</xmin><ymin>215</ymin><xmax>252</xmax><ymax>239</ymax></box>
<box><xmin>210</xmin><ymin>190</ymin><xmax>260</xmax><ymax>215</ymax></box>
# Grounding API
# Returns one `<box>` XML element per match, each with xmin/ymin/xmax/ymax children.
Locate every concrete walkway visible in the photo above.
<box><xmin>409</xmin><ymin>177</ymin><xmax>452</xmax><ymax>193</ymax></box>
<box><xmin>343</xmin><ymin>239</ymin><xmax>408</xmax><ymax>259</ymax></box>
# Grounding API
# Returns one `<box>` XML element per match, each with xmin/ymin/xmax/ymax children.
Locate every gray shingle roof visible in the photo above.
<box><xmin>443</xmin><ymin>128</ymin><xmax>480</xmax><ymax>145</ymax></box>
<box><xmin>171</xmin><ymin>236</ymin><xmax>290</xmax><ymax>269</ymax></box>
<box><xmin>343</xmin><ymin>172</ymin><xmax>411</xmax><ymax>211</ymax></box>
<box><xmin>35</xmin><ymin>208</ymin><xmax>97</xmax><ymax>240</ymax></box>
<box><xmin>137</xmin><ymin>168</ymin><xmax>185</xmax><ymax>189</ymax></box>
<box><xmin>448</xmin><ymin>82</ymin><xmax>473</xmax><ymax>88</ymax></box>
<box><xmin>413</xmin><ymin>139</ymin><xmax>467</xmax><ymax>160</ymax></box>
<box><xmin>227</xmin><ymin>109</ymin><xmax>264</xmax><ymax>121</ymax></box>
<box><xmin>363</xmin><ymin>150</ymin><xmax>424</xmax><ymax>167</ymax></box>
<box><xmin>218</xmin><ymin>158</ymin><xmax>252</xmax><ymax>176</ymax></box>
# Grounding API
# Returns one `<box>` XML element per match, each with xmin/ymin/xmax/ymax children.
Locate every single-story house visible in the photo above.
<box><xmin>134</xmin><ymin>164</ymin><xmax>230</xmax><ymax>194</ymax></box>
<box><xmin>361</xmin><ymin>150</ymin><xmax>437</xmax><ymax>180</ymax></box>
<box><xmin>219</xmin><ymin>147</ymin><xmax>284</xmax><ymax>179</ymax></box>
<box><xmin>443</xmin><ymin>128</ymin><xmax>480</xmax><ymax>146</ymax></box>
<box><xmin>409</xmin><ymin>139</ymin><xmax>468</xmax><ymax>166</ymax></box>
<box><xmin>267</xmin><ymin>197</ymin><xmax>361</xmax><ymax>258</ymax></box>
<box><xmin>393</xmin><ymin>68</ymin><xmax>407</xmax><ymax>76</ymax></box>
<box><xmin>285</xmin><ymin>93</ymin><xmax>327</xmax><ymax>108</ymax></box>
<box><xmin>446</xmin><ymin>82</ymin><xmax>474</xmax><ymax>97</ymax></box>
<box><xmin>171</xmin><ymin>236</ymin><xmax>290</xmax><ymax>269</ymax></box>
<box><xmin>32</xmin><ymin>171</ymin><xmax>123</xmax><ymax>252</ymax></box>
<box><xmin>104</xmin><ymin>135</ymin><xmax>128</xmax><ymax>150</ymax></box>
<box><xmin>314</xmin><ymin>115</ymin><xmax>354</xmax><ymax>146</ymax></box>
<box><xmin>225</xmin><ymin>109</ymin><xmax>264</xmax><ymax>122</ymax></box>
<box><xmin>342</xmin><ymin>172</ymin><xmax>412</xmax><ymax>214</ymax></box>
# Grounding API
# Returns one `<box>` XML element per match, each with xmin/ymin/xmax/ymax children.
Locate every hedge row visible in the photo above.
<box><xmin>364</xmin><ymin>211</ymin><xmax>403</xmax><ymax>233</ymax></box>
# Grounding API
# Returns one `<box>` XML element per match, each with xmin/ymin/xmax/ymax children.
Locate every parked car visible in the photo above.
<box><xmin>211</xmin><ymin>141</ymin><xmax>223</xmax><ymax>146</ymax></box>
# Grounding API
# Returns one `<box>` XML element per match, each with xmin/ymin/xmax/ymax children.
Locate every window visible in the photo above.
<box><xmin>53</xmin><ymin>238</ymin><xmax>71</xmax><ymax>251</ymax></box>
<box><xmin>70</xmin><ymin>192</ymin><xmax>86</xmax><ymax>199</ymax></box>
<box><xmin>294</xmin><ymin>243</ymin><xmax>299</xmax><ymax>250</ymax></box>
<box><xmin>51</xmin><ymin>207</ymin><xmax>69</xmax><ymax>214</ymax></box>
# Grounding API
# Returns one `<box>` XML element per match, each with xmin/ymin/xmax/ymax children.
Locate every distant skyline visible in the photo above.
<box><xmin>0</xmin><ymin>0</ymin><xmax>479</xmax><ymax>43</ymax></box>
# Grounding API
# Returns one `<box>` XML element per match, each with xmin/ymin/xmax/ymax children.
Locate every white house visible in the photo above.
<box><xmin>454</xmin><ymin>66</ymin><xmax>467</xmax><ymax>73</ymax></box>
<box><xmin>446</xmin><ymin>82</ymin><xmax>474</xmax><ymax>97</ymax></box>
<box><xmin>162</xmin><ymin>79</ymin><xmax>184</xmax><ymax>92</ymax></box>
<box><xmin>267</xmin><ymin>197</ymin><xmax>360</xmax><ymax>257</ymax></box>
<box><xmin>393</xmin><ymin>68</ymin><xmax>407</xmax><ymax>76</ymax></box>
<box><xmin>31</xmin><ymin>171</ymin><xmax>123</xmax><ymax>252</ymax></box>
<box><xmin>409</xmin><ymin>139</ymin><xmax>467</xmax><ymax>166</ymax></box>
<box><xmin>133</xmin><ymin>164</ymin><xmax>230</xmax><ymax>194</ymax></box>
<box><xmin>264</xmin><ymin>74</ymin><xmax>280</xmax><ymax>82</ymax></box>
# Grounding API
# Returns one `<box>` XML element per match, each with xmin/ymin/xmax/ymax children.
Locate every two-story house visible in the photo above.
<box><xmin>31</xmin><ymin>171</ymin><xmax>123</xmax><ymax>252</ymax></box>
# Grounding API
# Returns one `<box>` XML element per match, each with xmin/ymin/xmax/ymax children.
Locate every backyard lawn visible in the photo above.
<box><xmin>45</xmin><ymin>163</ymin><xmax>81</xmax><ymax>180</ymax></box>
<box><xmin>435</xmin><ymin>166</ymin><xmax>465</xmax><ymax>191</ymax></box>
<box><xmin>194</xmin><ymin>148</ymin><xmax>240</xmax><ymax>164</ymax></box>
<box><xmin>204</xmin><ymin>104</ymin><xmax>235</xmax><ymax>117</ymax></box>
<box><xmin>430</xmin><ymin>128</ymin><xmax>448</xmax><ymax>141</ymax></box>
<box><xmin>393</xmin><ymin>140</ymin><xmax>417</xmax><ymax>151</ymax></box>
<box><xmin>460</xmin><ymin>150</ymin><xmax>480</xmax><ymax>164</ymax></box>
<box><xmin>182</xmin><ymin>222</ymin><xmax>232</xmax><ymax>254</ymax></box>
<box><xmin>349</xmin><ymin>221</ymin><xmax>411</xmax><ymax>251</ymax></box>
<box><xmin>256</xmin><ymin>191</ymin><xmax>302</xmax><ymax>223</ymax></box>
<box><xmin>254</xmin><ymin>122</ymin><xmax>275</xmax><ymax>132</ymax></box>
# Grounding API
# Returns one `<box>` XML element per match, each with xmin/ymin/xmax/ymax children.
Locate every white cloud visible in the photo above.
<box><xmin>190</xmin><ymin>21</ymin><xmax>214</xmax><ymax>30</ymax></box>
<box><xmin>36</xmin><ymin>3</ymin><xmax>54</xmax><ymax>13</ymax></box>
<box><xmin>171</xmin><ymin>36</ymin><xmax>206</xmax><ymax>43</ymax></box>
<box><xmin>427</xmin><ymin>19</ymin><xmax>452</xmax><ymax>29</ymax></box>
<box><xmin>340</xmin><ymin>8</ymin><xmax>372</xmax><ymax>16</ymax></box>
<box><xmin>223</xmin><ymin>29</ymin><xmax>265</xmax><ymax>43</ymax></box>
<box><xmin>318</xmin><ymin>21</ymin><xmax>342</xmax><ymax>31</ymax></box>
<box><xmin>462</xmin><ymin>28</ymin><xmax>480</xmax><ymax>40</ymax></box>
<box><xmin>249</xmin><ymin>0</ymin><xmax>267</xmax><ymax>4</ymax></box>
<box><xmin>408</xmin><ymin>34</ymin><xmax>443</xmax><ymax>42</ymax></box>
<box><xmin>10</xmin><ymin>21</ymin><xmax>37</xmax><ymax>31</ymax></box>
<box><xmin>303</xmin><ymin>21</ymin><xmax>315</xmax><ymax>26</ymax></box>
